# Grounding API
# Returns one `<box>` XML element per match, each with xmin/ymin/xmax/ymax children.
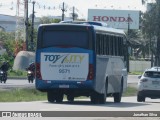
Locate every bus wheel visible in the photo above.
<box><xmin>47</xmin><ymin>91</ymin><xmax>56</xmax><ymax>103</ymax></box>
<box><xmin>99</xmin><ymin>82</ymin><xmax>107</xmax><ymax>104</ymax></box>
<box><xmin>113</xmin><ymin>92</ymin><xmax>122</xmax><ymax>103</ymax></box>
<box><xmin>113</xmin><ymin>80</ymin><xmax>123</xmax><ymax>103</ymax></box>
<box><xmin>90</xmin><ymin>92</ymin><xmax>99</xmax><ymax>104</ymax></box>
<box><xmin>55</xmin><ymin>92</ymin><xmax>64</xmax><ymax>103</ymax></box>
<box><xmin>67</xmin><ymin>95</ymin><xmax>74</xmax><ymax>102</ymax></box>
<box><xmin>99</xmin><ymin>93</ymin><xmax>106</xmax><ymax>104</ymax></box>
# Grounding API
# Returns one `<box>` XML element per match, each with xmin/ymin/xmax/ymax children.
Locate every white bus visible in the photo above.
<box><xmin>35</xmin><ymin>22</ymin><xmax>128</xmax><ymax>104</ymax></box>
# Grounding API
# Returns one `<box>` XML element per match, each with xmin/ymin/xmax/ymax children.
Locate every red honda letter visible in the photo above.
<box><xmin>93</xmin><ymin>16</ymin><xmax>101</xmax><ymax>21</ymax></box>
<box><xmin>102</xmin><ymin>16</ymin><xmax>109</xmax><ymax>21</ymax></box>
<box><xmin>118</xmin><ymin>17</ymin><xmax>125</xmax><ymax>22</ymax></box>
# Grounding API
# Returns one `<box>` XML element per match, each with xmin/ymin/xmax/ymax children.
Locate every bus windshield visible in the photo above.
<box><xmin>42</xmin><ymin>30</ymin><xmax>89</xmax><ymax>48</ymax></box>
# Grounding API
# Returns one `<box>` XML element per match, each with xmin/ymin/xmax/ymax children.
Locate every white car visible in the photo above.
<box><xmin>137</xmin><ymin>68</ymin><xmax>160</xmax><ymax>102</ymax></box>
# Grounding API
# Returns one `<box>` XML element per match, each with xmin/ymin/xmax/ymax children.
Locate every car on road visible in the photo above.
<box><xmin>137</xmin><ymin>68</ymin><xmax>160</xmax><ymax>102</ymax></box>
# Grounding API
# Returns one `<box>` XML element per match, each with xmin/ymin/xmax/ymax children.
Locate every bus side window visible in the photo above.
<box><xmin>104</xmin><ymin>35</ymin><xmax>107</xmax><ymax>55</ymax></box>
<box><xmin>121</xmin><ymin>37</ymin><xmax>125</xmax><ymax>56</ymax></box>
<box><xmin>100</xmin><ymin>35</ymin><xmax>103</xmax><ymax>55</ymax></box>
<box><xmin>109</xmin><ymin>35</ymin><xmax>112</xmax><ymax>55</ymax></box>
<box><xmin>114</xmin><ymin>36</ymin><xmax>118</xmax><ymax>56</ymax></box>
<box><xmin>117</xmin><ymin>37</ymin><xmax>120</xmax><ymax>56</ymax></box>
<box><xmin>111</xmin><ymin>35</ymin><xmax>114</xmax><ymax>55</ymax></box>
<box><xmin>102</xmin><ymin>34</ymin><xmax>105</xmax><ymax>55</ymax></box>
<box><xmin>96</xmin><ymin>34</ymin><xmax>100</xmax><ymax>55</ymax></box>
<box><xmin>113</xmin><ymin>36</ymin><xmax>116</xmax><ymax>55</ymax></box>
<box><xmin>99</xmin><ymin>34</ymin><xmax>105</xmax><ymax>55</ymax></box>
<box><xmin>106</xmin><ymin>35</ymin><xmax>109</xmax><ymax>55</ymax></box>
<box><xmin>120</xmin><ymin>37</ymin><xmax>124</xmax><ymax>56</ymax></box>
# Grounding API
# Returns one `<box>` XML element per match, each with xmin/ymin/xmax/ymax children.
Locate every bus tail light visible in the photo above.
<box><xmin>36</xmin><ymin>63</ymin><xmax>42</xmax><ymax>79</ymax></box>
<box><xmin>87</xmin><ymin>64</ymin><xmax>94</xmax><ymax>80</ymax></box>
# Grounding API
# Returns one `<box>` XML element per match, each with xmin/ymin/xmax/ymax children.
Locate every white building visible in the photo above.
<box><xmin>0</xmin><ymin>14</ymin><xmax>18</xmax><ymax>32</ymax></box>
<box><xmin>0</xmin><ymin>14</ymin><xmax>72</xmax><ymax>32</ymax></box>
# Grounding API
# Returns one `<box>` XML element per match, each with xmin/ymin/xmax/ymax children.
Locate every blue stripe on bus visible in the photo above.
<box><xmin>36</xmin><ymin>79</ymin><xmax>94</xmax><ymax>89</ymax></box>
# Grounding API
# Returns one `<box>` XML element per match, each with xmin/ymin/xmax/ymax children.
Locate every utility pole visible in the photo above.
<box><xmin>62</xmin><ymin>2</ymin><xmax>65</xmax><ymax>21</ymax></box>
<box><xmin>60</xmin><ymin>2</ymin><xmax>67</xmax><ymax>21</ymax></box>
<box><xmin>31</xmin><ymin>1</ymin><xmax>35</xmax><ymax>51</ymax></box>
<box><xmin>156</xmin><ymin>0</ymin><xmax>160</xmax><ymax>66</ymax></box>
<box><xmin>24</xmin><ymin>0</ymin><xmax>28</xmax><ymax>51</ymax></box>
<box><xmin>72</xmin><ymin>6</ymin><xmax>75</xmax><ymax>21</ymax></box>
<box><xmin>127</xmin><ymin>14</ymin><xmax>130</xmax><ymax>72</ymax></box>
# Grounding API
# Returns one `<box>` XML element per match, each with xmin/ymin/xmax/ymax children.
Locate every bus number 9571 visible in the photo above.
<box><xmin>59</xmin><ymin>69</ymin><xmax>70</xmax><ymax>73</ymax></box>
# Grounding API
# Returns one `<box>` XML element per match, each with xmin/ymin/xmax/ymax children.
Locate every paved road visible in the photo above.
<box><xmin>0</xmin><ymin>75</ymin><xmax>139</xmax><ymax>90</ymax></box>
<box><xmin>0</xmin><ymin>78</ymin><xmax>35</xmax><ymax>90</ymax></box>
<box><xmin>0</xmin><ymin>96</ymin><xmax>160</xmax><ymax>119</ymax></box>
<box><xmin>0</xmin><ymin>76</ymin><xmax>160</xmax><ymax>120</ymax></box>
<box><xmin>0</xmin><ymin>96</ymin><xmax>159</xmax><ymax>111</ymax></box>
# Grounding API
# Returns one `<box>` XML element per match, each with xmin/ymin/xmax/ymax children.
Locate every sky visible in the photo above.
<box><xmin>0</xmin><ymin>0</ymin><xmax>145</xmax><ymax>19</ymax></box>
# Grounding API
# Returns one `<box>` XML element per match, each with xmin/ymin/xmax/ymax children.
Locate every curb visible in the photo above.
<box><xmin>8</xmin><ymin>77</ymin><xmax>27</xmax><ymax>79</ymax></box>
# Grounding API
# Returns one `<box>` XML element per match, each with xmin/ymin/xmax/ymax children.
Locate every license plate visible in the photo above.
<box><xmin>59</xmin><ymin>85</ymin><xmax>69</xmax><ymax>88</ymax></box>
<box><xmin>152</xmin><ymin>81</ymin><xmax>159</xmax><ymax>84</ymax></box>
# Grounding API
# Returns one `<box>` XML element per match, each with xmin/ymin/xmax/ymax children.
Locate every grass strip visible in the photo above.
<box><xmin>0</xmin><ymin>86</ymin><xmax>137</xmax><ymax>102</ymax></box>
<box><xmin>0</xmin><ymin>88</ymin><xmax>47</xmax><ymax>102</ymax></box>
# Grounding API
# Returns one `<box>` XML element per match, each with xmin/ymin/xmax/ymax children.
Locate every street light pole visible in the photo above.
<box><xmin>60</xmin><ymin>2</ymin><xmax>67</xmax><ymax>21</ymax></box>
<box><xmin>24</xmin><ymin>0</ymin><xmax>28</xmax><ymax>51</ymax></box>
<box><xmin>127</xmin><ymin>14</ymin><xmax>130</xmax><ymax>72</ymax></box>
<box><xmin>72</xmin><ymin>6</ymin><xmax>75</xmax><ymax>21</ymax></box>
<box><xmin>62</xmin><ymin>2</ymin><xmax>65</xmax><ymax>21</ymax></box>
<box><xmin>31</xmin><ymin>1</ymin><xmax>35</xmax><ymax>51</ymax></box>
<box><xmin>156</xmin><ymin>0</ymin><xmax>160</xmax><ymax>66</ymax></box>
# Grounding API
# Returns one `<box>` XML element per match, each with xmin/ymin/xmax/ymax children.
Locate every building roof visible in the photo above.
<box><xmin>0</xmin><ymin>14</ymin><xmax>17</xmax><ymax>22</ymax></box>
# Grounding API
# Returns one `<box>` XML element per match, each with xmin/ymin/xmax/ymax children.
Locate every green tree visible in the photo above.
<box><xmin>39</xmin><ymin>17</ymin><xmax>61</xmax><ymax>24</ymax></box>
<box><xmin>141</xmin><ymin>0</ymin><xmax>160</xmax><ymax>65</ymax></box>
<box><xmin>0</xmin><ymin>31</ymin><xmax>15</xmax><ymax>42</ymax></box>
<box><xmin>52</xmin><ymin>19</ymin><xmax>61</xmax><ymax>23</ymax></box>
<box><xmin>0</xmin><ymin>31</ymin><xmax>16</xmax><ymax>67</ymax></box>
<box><xmin>128</xmin><ymin>29</ymin><xmax>149</xmax><ymax>59</ymax></box>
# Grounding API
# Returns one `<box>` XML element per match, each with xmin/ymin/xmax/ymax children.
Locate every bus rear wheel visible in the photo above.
<box><xmin>99</xmin><ymin>82</ymin><xmax>107</xmax><ymax>104</ymax></box>
<box><xmin>90</xmin><ymin>92</ymin><xmax>99</xmax><ymax>104</ymax></box>
<box><xmin>47</xmin><ymin>91</ymin><xmax>56</xmax><ymax>103</ymax></box>
<box><xmin>90</xmin><ymin>82</ymin><xmax>107</xmax><ymax>104</ymax></box>
<box><xmin>55</xmin><ymin>92</ymin><xmax>64</xmax><ymax>103</ymax></box>
<box><xmin>67</xmin><ymin>95</ymin><xmax>74</xmax><ymax>102</ymax></box>
<box><xmin>113</xmin><ymin>80</ymin><xmax>123</xmax><ymax>103</ymax></box>
<box><xmin>113</xmin><ymin>92</ymin><xmax>122</xmax><ymax>103</ymax></box>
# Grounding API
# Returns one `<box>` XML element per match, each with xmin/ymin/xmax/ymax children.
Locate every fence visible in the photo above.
<box><xmin>129</xmin><ymin>60</ymin><xmax>151</xmax><ymax>72</ymax></box>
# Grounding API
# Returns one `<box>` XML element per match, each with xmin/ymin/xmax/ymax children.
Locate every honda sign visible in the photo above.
<box><xmin>88</xmin><ymin>9</ymin><xmax>140</xmax><ymax>29</ymax></box>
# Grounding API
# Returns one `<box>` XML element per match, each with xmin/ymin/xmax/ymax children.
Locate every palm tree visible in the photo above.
<box><xmin>141</xmin><ymin>0</ymin><xmax>160</xmax><ymax>65</ymax></box>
